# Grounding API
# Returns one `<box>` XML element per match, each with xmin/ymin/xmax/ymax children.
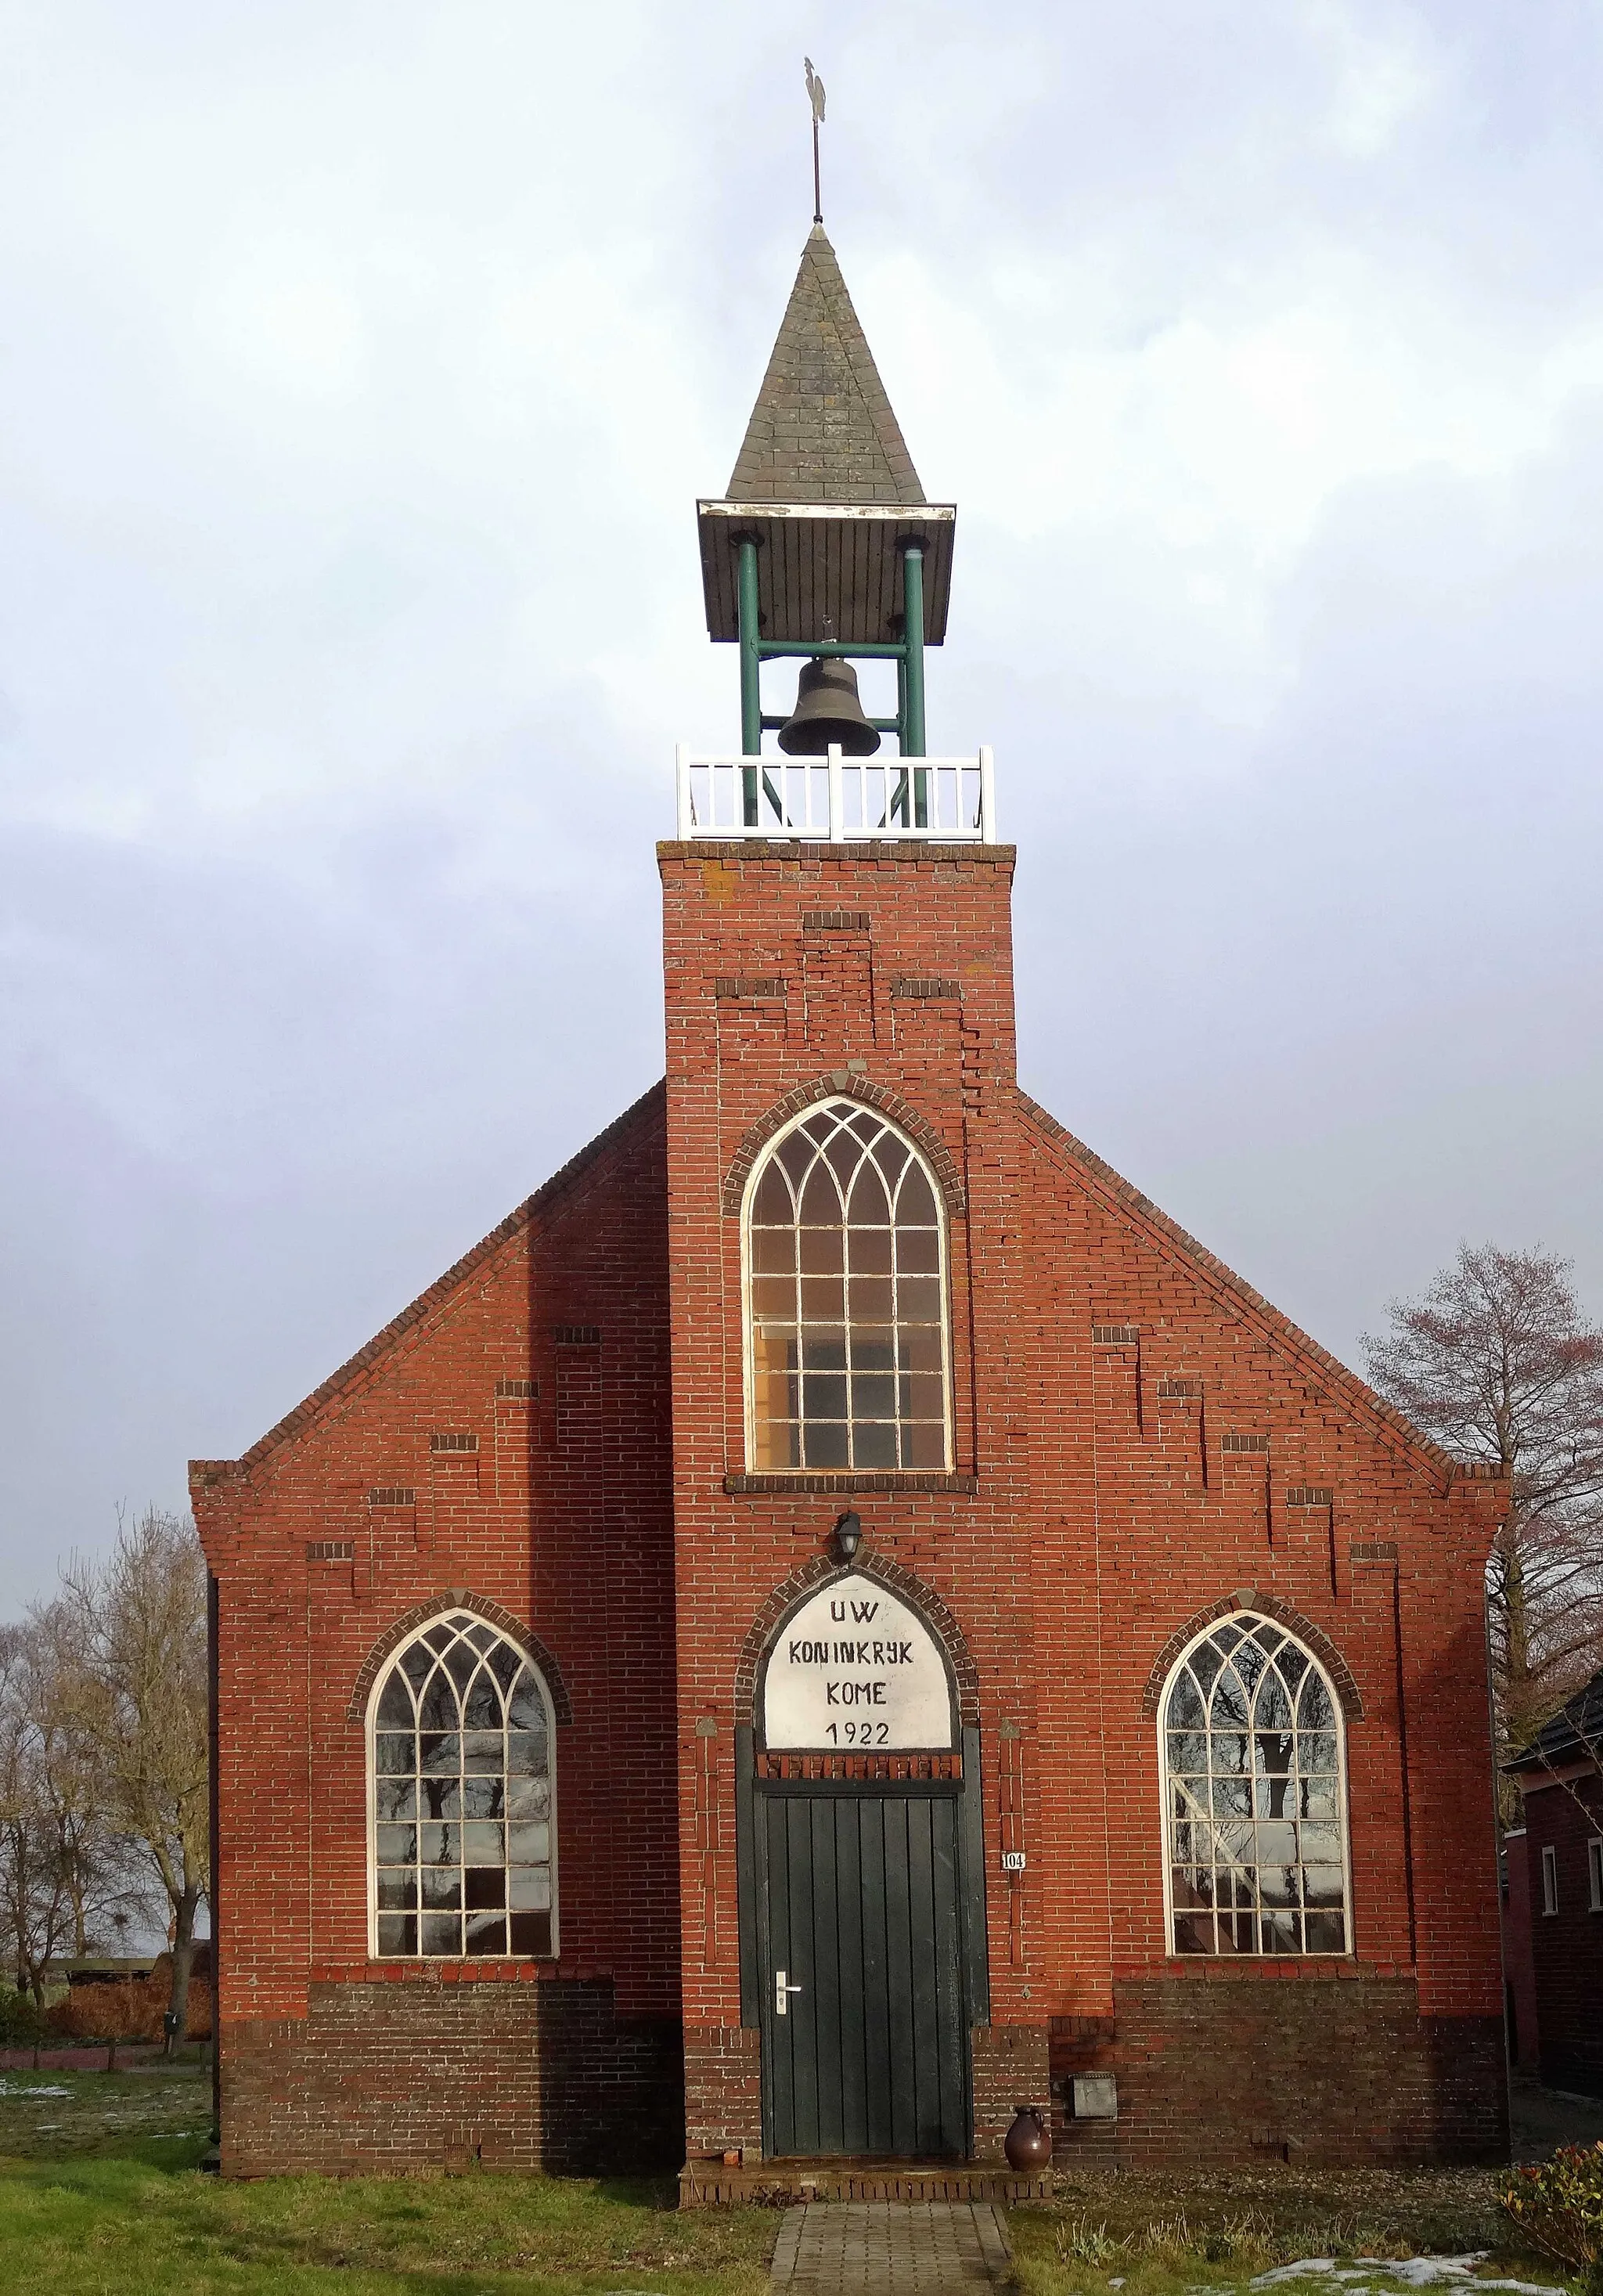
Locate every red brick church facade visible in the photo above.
<box><xmin>193</xmin><ymin>225</ymin><xmax>1510</xmax><ymax>2183</ymax></box>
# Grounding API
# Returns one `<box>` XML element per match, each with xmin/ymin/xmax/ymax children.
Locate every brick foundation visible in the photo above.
<box><xmin>222</xmin><ymin>1979</ymin><xmax>683</xmax><ymax>2176</ymax></box>
<box><xmin>683</xmin><ymin>2022</ymin><xmax>763</xmax><ymax>2159</ymax></box>
<box><xmin>971</xmin><ymin>2023</ymin><xmax>1050</xmax><ymax>2160</ymax></box>
<box><xmin>1050</xmin><ymin>1977</ymin><xmax>1507</xmax><ymax>2167</ymax></box>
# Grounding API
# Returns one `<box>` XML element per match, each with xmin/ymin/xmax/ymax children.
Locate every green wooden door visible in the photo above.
<box><xmin>759</xmin><ymin>1788</ymin><xmax>969</xmax><ymax>2159</ymax></box>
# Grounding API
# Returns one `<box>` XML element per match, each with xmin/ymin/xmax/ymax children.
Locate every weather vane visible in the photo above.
<box><xmin>805</xmin><ymin>56</ymin><xmax>825</xmax><ymax>225</ymax></box>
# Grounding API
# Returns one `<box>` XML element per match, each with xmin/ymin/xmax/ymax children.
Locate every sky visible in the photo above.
<box><xmin>2</xmin><ymin>0</ymin><xmax>1601</xmax><ymax>1610</ymax></box>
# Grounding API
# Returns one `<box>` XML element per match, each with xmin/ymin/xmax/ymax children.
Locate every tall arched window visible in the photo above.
<box><xmin>744</xmin><ymin>1099</ymin><xmax>951</xmax><ymax>1472</ymax></box>
<box><xmin>1161</xmin><ymin>1612</ymin><xmax>1349</xmax><ymax>1957</ymax></box>
<box><xmin>368</xmin><ymin>1610</ymin><xmax>557</xmax><ymax>1959</ymax></box>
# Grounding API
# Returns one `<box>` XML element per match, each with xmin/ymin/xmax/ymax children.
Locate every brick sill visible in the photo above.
<box><xmin>658</xmin><ymin>838</ymin><xmax>1014</xmax><ymax>865</ymax></box>
<box><xmin>1157</xmin><ymin>1958</ymin><xmax>1416</xmax><ymax>1981</ymax></box>
<box><xmin>312</xmin><ymin>1959</ymin><xmax>574</xmax><ymax>1986</ymax></box>
<box><xmin>724</xmin><ymin>1472</ymin><xmax>978</xmax><ymax>1495</ymax></box>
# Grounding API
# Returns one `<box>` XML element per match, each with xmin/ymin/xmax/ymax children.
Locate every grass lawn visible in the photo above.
<box><xmin>1009</xmin><ymin>2169</ymin><xmax>1582</xmax><ymax>2296</ymax></box>
<box><xmin>0</xmin><ymin>2064</ymin><xmax>775</xmax><ymax>2294</ymax></box>
<box><xmin>0</xmin><ymin>2065</ymin><xmax>1589</xmax><ymax>2295</ymax></box>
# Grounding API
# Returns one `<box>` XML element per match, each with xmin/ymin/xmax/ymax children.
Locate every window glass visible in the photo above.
<box><xmin>746</xmin><ymin>1101</ymin><xmax>950</xmax><ymax>1471</ymax></box>
<box><xmin>370</xmin><ymin>1612</ymin><xmax>555</xmax><ymax>1959</ymax></box>
<box><xmin>1163</xmin><ymin>1614</ymin><xmax>1349</xmax><ymax>1956</ymax></box>
<box><xmin>1542</xmin><ymin>1844</ymin><xmax>1558</xmax><ymax>1916</ymax></box>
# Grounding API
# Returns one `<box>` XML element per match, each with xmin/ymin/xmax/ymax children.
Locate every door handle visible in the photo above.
<box><xmin>775</xmin><ymin>1968</ymin><xmax>804</xmax><ymax>2017</ymax></box>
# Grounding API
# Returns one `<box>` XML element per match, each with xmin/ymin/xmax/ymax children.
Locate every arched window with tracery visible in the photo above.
<box><xmin>744</xmin><ymin>1099</ymin><xmax>951</xmax><ymax>1472</ymax></box>
<box><xmin>368</xmin><ymin>1609</ymin><xmax>557</xmax><ymax>1959</ymax></box>
<box><xmin>1162</xmin><ymin>1611</ymin><xmax>1350</xmax><ymax>1956</ymax></box>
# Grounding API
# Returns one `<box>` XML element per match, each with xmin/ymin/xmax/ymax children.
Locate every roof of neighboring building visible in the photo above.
<box><xmin>724</xmin><ymin>225</ymin><xmax>926</xmax><ymax>505</ymax></box>
<box><xmin>1507</xmin><ymin>1663</ymin><xmax>1603</xmax><ymax>1774</ymax></box>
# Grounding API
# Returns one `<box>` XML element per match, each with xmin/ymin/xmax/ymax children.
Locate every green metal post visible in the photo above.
<box><xmin>901</xmin><ymin>542</ymin><xmax>928</xmax><ymax>825</ymax></box>
<box><xmin>737</xmin><ymin>538</ymin><xmax>761</xmax><ymax>824</ymax></box>
<box><xmin>891</xmin><ymin>651</ymin><xmax>910</xmax><ymax>825</ymax></box>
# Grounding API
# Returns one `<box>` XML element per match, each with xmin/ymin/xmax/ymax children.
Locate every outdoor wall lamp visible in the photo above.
<box><xmin>834</xmin><ymin>1511</ymin><xmax>863</xmax><ymax>1563</ymax></box>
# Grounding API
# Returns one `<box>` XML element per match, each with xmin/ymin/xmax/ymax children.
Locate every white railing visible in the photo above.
<box><xmin>675</xmin><ymin>747</ymin><xmax>996</xmax><ymax>843</ymax></box>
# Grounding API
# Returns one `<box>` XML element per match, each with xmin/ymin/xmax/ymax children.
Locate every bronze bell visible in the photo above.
<box><xmin>776</xmin><ymin>658</ymin><xmax>881</xmax><ymax>756</ymax></box>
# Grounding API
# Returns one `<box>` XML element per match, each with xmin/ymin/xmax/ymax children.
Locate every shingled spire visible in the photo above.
<box><xmin>726</xmin><ymin>225</ymin><xmax>926</xmax><ymax>505</ymax></box>
<box><xmin>697</xmin><ymin>227</ymin><xmax>954</xmax><ymax>656</ymax></box>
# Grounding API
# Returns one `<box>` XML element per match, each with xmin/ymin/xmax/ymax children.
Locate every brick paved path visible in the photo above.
<box><xmin>769</xmin><ymin>2200</ymin><xmax>1012</xmax><ymax>2291</ymax></box>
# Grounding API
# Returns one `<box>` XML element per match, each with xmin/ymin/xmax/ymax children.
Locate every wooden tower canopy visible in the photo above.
<box><xmin>697</xmin><ymin>225</ymin><xmax>955</xmax><ymax>654</ymax></box>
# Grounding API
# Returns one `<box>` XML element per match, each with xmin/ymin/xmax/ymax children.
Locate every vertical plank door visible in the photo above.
<box><xmin>761</xmin><ymin>1790</ymin><xmax>967</xmax><ymax>2157</ymax></box>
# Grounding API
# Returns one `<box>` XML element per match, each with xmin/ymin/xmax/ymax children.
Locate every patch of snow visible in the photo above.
<box><xmin>1251</xmin><ymin>2261</ymin><xmax>1559</xmax><ymax>2296</ymax></box>
<box><xmin>0</xmin><ymin>2082</ymin><xmax>70</xmax><ymax>2097</ymax></box>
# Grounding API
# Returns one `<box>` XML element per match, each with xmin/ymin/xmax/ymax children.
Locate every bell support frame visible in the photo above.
<box><xmin>734</xmin><ymin>533</ymin><xmax>931</xmax><ymax>821</ymax></box>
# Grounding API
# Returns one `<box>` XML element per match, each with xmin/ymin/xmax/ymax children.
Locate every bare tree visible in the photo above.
<box><xmin>47</xmin><ymin>1509</ymin><xmax>210</xmax><ymax>2049</ymax></box>
<box><xmin>0</xmin><ymin>1622</ymin><xmax>133</xmax><ymax>2002</ymax></box>
<box><xmin>1363</xmin><ymin>1243</ymin><xmax>1603</xmax><ymax>1754</ymax></box>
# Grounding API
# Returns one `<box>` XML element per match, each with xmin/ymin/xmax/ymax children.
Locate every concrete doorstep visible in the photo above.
<box><xmin>769</xmin><ymin>2200</ymin><xmax>1013</xmax><ymax>2291</ymax></box>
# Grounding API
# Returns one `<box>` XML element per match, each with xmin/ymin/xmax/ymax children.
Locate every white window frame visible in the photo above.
<box><xmin>365</xmin><ymin>1609</ymin><xmax>560</xmax><ymax>1962</ymax></box>
<box><xmin>1587</xmin><ymin>1837</ymin><xmax>1601</xmax><ymax>1914</ymax></box>
<box><xmin>1541</xmin><ymin>1843</ymin><xmax>1558</xmax><ymax>1916</ymax></box>
<box><xmin>740</xmin><ymin>1101</ymin><xmax>954</xmax><ymax>1473</ymax></box>
<box><xmin>1156</xmin><ymin>1611</ymin><xmax>1355</xmax><ymax>1959</ymax></box>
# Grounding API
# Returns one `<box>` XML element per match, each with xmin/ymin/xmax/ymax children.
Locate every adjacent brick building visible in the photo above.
<box><xmin>193</xmin><ymin>222</ymin><xmax>1511</xmax><ymax>2186</ymax></box>
<box><xmin>1508</xmin><ymin>1668</ymin><xmax>1603</xmax><ymax>2096</ymax></box>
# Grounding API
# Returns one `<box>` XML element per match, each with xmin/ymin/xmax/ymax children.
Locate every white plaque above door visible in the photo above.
<box><xmin>762</xmin><ymin>1573</ymin><xmax>955</xmax><ymax>1750</ymax></box>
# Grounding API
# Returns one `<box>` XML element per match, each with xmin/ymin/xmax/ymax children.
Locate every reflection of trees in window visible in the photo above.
<box><xmin>1164</xmin><ymin>1613</ymin><xmax>1348</xmax><ymax>1956</ymax></box>
<box><xmin>370</xmin><ymin>1613</ymin><xmax>555</xmax><ymax>1959</ymax></box>
<box><xmin>745</xmin><ymin>1101</ymin><xmax>950</xmax><ymax>1472</ymax></box>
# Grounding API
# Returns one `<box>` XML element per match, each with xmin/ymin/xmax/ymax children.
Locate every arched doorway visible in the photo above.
<box><xmin>737</xmin><ymin>1566</ymin><xmax>988</xmax><ymax>2161</ymax></box>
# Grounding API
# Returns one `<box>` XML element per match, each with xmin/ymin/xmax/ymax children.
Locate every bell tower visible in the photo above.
<box><xmin>693</xmin><ymin>224</ymin><xmax>968</xmax><ymax>814</ymax></box>
<box><xmin>665</xmin><ymin>218</ymin><xmax>1031</xmax><ymax>2184</ymax></box>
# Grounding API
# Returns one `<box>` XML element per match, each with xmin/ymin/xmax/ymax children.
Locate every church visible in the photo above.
<box><xmin>192</xmin><ymin>218</ymin><xmax>1510</xmax><ymax>2190</ymax></box>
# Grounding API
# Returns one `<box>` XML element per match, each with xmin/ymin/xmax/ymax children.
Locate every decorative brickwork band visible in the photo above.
<box><xmin>1350</xmin><ymin>1540</ymin><xmax>1399</xmax><ymax>1562</ymax></box>
<box><xmin>495</xmin><ymin>1377</ymin><xmax>538</xmax><ymax>1400</ymax></box>
<box><xmin>1286</xmin><ymin>1486</ymin><xmax>1334</xmax><ymax>1508</ymax></box>
<box><xmin>368</xmin><ymin>1487</ymin><xmax>416</xmax><ymax>1508</ymax></box>
<box><xmin>890</xmin><ymin>977</ymin><xmax>960</xmax><ymax>1000</ymax></box>
<box><xmin>345</xmin><ymin>1592</ymin><xmax>575</xmax><ymax>1727</ymax></box>
<box><xmin>758</xmin><ymin>1750</ymin><xmax>961</xmax><ymax>1782</ymax></box>
<box><xmin>1222</xmin><ymin>1433</ymin><xmax>1270</xmax><ymax>1453</ymax></box>
<box><xmin>721</xmin><ymin>1074</ymin><xmax>967</xmax><ymax>1220</ymax></box>
<box><xmin>1156</xmin><ymin>1379</ymin><xmax>1200</xmax><ymax>1400</ymax></box>
<box><xmin>1138</xmin><ymin>1591</ymin><xmax>1363</xmax><ymax>1721</ymax></box>
<box><xmin>724</xmin><ymin>1472</ymin><xmax>978</xmax><ymax>1495</ymax></box>
<box><xmin>553</xmin><ymin>1326</ymin><xmax>601</xmax><ymax>1346</ymax></box>
<box><xmin>802</xmin><ymin>910</ymin><xmax>870</xmax><ymax>932</ymax></box>
<box><xmin>715</xmin><ymin>975</ymin><xmax>786</xmax><ymax>1000</ymax></box>
<box><xmin>1092</xmin><ymin>1325</ymin><xmax>1140</xmax><ymax>1346</ymax></box>
<box><xmin>306</xmin><ymin>1540</ymin><xmax>355</xmax><ymax>1561</ymax></box>
<box><xmin>733</xmin><ymin>1550</ymin><xmax>980</xmax><ymax>1726</ymax></box>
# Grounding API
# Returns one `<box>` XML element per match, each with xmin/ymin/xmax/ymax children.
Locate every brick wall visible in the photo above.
<box><xmin>194</xmin><ymin>830</ymin><xmax>1510</xmax><ymax>2179</ymax></box>
<box><xmin>223</xmin><ymin>1978</ymin><xmax>682</xmax><ymax>2175</ymax></box>
<box><xmin>1048</xmin><ymin>1976</ymin><xmax>1505</xmax><ymax>2166</ymax></box>
<box><xmin>193</xmin><ymin>1089</ymin><xmax>683</xmax><ymax>2175</ymax></box>
<box><xmin>1522</xmin><ymin>1775</ymin><xmax>1603</xmax><ymax>2096</ymax></box>
<box><xmin>660</xmin><ymin>836</ymin><xmax>1508</xmax><ymax>2172</ymax></box>
<box><xmin>1502</xmin><ymin>1826</ymin><xmax>1540</xmax><ymax>2074</ymax></box>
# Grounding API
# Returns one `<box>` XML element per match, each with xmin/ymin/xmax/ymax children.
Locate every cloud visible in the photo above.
<box><xmin>1</xmin><ymin>0</ymin><xmax>1601</xmax><ymax>1599</ymax></box>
